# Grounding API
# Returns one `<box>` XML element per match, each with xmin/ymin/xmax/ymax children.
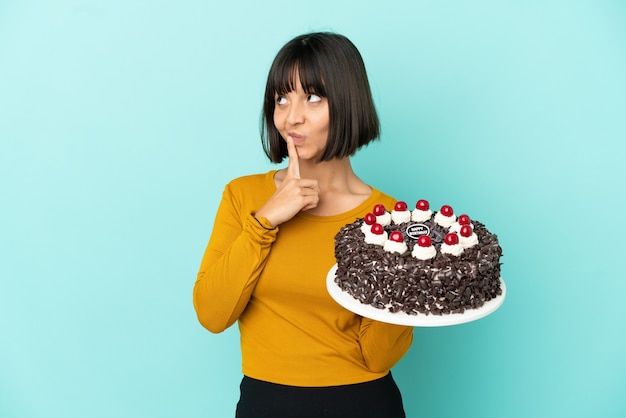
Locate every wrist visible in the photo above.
<box><xmin>253</xmin><ymin>215</ymin><xmax>277</xmax><ymax>230</ymax></box>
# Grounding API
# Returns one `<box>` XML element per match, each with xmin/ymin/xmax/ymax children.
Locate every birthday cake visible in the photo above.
<box><xmin>333</xmin><ymin>200</ymin><xmax>503</xmax><ymax>316</ymax></box>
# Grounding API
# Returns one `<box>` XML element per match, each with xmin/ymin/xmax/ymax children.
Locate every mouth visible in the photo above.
<box><xmin>288</xmin><ymin>133</ymin><xmax>304</xmax><ymax>144</ymax></box>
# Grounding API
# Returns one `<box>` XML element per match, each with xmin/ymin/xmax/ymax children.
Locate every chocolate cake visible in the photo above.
<box><xmin>333</xmin><ymin>200</ymin><xmax>503</xmax><ymax>316</ymax></box>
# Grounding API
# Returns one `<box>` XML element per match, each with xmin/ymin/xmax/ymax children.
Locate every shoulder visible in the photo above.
<box><xmin>221</xmin><ymin>171</ymin><xmax>277</xmax><ymax>208</ymax></box>
<box><xmin>226</xmin><ymin>171</ymin><xmax>276</xmax><ymax>191</ymax></box>
<box><xmin>369</xmin><ymin>187</ymin><xmax>397</xmax><ymax>208</ymax></box>
<box><xmin>216</xmin><ymin>171</ymin><xmax>277</xmax><ymax>214</ymax></box>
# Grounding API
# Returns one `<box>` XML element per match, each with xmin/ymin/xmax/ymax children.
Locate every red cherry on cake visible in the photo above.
<box><xmin>389</xmin><ymin>231</ymin><xmax>404</xmax><ymax>242</ymax></box>
<box><xmin>445</xmin><ymin>232</ymin><xmax>459</xmax><ymax>245</ymax></box>
<box><xmin>417</xmin><ymin>235</ymin><xmax>432</xmax><ymax>247</ymax></box>
<box><xmin>440</xmin><ymin>205</ymin><xmax>454</xmax><ymax>217</ymax></box>
<box><xmin>364</xmin><ymin>213</ymin><xmax>376</xmax><ymax>225</ymax></box>
<box><xmin>460</xmin><ymin>225</ymin><xmax>473</xmax><ymax>238</ymax></box>
<box><xmin>373</xmin><ymin>204</ymin><xmax>386</xmax><ymax>216</ymax></box>
<box><xmin>458</xmin><ymin>214</ymin><xmax>470</xmax><ymax>225</ymax></box>
<box><xmin>394</xmin><ymin>201</ymin><xmax>408</xmax><ymax>211</ymax></box>
<box><xmin>371</xmin><ymin>223</ymin><xmax>384</xmax><ymax>235</ymax></box>
<box><xmin>415</xmin><ymin>199</ymin><xmax>429</xmax><ymax>211</ymax></box>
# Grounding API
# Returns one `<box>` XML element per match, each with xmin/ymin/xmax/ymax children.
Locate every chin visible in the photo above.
<box><xmin>301</xmin><ymin>153</ymin><xmax>324</xmax><ymax>162</ymax></box>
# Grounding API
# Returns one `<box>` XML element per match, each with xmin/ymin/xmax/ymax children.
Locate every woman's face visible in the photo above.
<box><xmin>273</xmin><ymin>75</ymin><xmax>329</xmax><ymax>161</ymax></box>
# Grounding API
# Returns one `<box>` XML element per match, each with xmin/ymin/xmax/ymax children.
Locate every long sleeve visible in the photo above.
<box><xmin>358</xmin><ymin>320</ymin><xmax>413</xmax><ymax>373</ymax></box>
<box><xmin>193</xmin><ymin>180</ymin><xmax>278</xmax><ymax>333</ymax></box>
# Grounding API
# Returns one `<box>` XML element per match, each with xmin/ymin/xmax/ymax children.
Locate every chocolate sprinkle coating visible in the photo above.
<box><xmin>334</xmin><ymin>218</ymin><xmax>503</xmax><ymax>316</ymax></box>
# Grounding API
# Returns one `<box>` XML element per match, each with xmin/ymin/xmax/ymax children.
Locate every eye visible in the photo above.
<box><xmin>308</xmin><ymin>94</ymin><xmax>322</xmax><ymax>103</ymax></box>
<box><xmin>275</xmin><ymin>95</ymin><xmax>287</xmax><ymax>105</ymax></box>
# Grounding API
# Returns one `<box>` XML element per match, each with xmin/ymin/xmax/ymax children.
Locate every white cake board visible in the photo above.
<box><xmin>326</xmin><ymin>264</ymin><xmax>506</xmax><ymax>327</ymax></box>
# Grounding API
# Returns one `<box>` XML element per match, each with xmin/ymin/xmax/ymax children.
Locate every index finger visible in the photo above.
<box><xmin>286</xmin><ymin>136</ymin><xmax>300</xmax><ymax>179</ymax></box>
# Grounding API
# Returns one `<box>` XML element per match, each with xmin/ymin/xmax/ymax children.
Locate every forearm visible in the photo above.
<box><xmin>358</xmin><ymin>320</ymin><xmax>413</xmax><ymax>373</ymax></box>
<box><xmin>193</xmin><ymin>210</ymin><xmax>277</xmax><ymax>333</ymax></box>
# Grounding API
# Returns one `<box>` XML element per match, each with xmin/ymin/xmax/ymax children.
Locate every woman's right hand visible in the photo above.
<box><xmin>254</xmin><ymin>136</ymin><xmax>320</xmax><ymax>227</ymax></box>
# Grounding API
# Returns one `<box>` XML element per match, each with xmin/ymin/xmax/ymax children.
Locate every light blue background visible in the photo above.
<box><xmin>1</xmin><ymin>1</ymin><xmax>625</xmax><ymax>417</ymax></box>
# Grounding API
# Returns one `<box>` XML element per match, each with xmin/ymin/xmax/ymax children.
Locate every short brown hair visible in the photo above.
<box><xmin>261</xmin><ymin>32</ymin><xmax>380</xmax><ymax>163</ymax></box>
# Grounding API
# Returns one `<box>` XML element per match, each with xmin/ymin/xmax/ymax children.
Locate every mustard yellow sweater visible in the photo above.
<box><xmin>193</xmin><ymin>171</ymin><xmax>413</xmax><ymax>387</ymax></box>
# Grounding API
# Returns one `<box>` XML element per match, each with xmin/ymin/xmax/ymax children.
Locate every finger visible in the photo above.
<box><xmin>297</xmin><ymin>178</ymin><xmax>320</xmax><ymax>193</ymax></box>
<box><xmin>285</xmin><ymin>136</ymin><xmax>300</xmax><ymax>179</ymax></box>
<box><xmin>301</xmin><ymin>195</ymin><xmax>320</xmax><ymax>211</ymax></box>
<box><xmin>297</xmin><ymin>182</ymin><xmax>319</xmax><ymax>211</ymax></box>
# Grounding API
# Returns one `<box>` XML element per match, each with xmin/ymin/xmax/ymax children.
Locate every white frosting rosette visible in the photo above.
<box><xmin>383</xmin><ymin>231</ymin><xmax>409</xmax><ymax>254</ymax></box>
<box><xmin>383</xmin><ymin>239</ymin><xmax>408</xmax><ymax>254</ymax></box>
<box><xmin>449</xmin><ymin>221</ymin><xmax>474</xmax><ymax>233</ymax></box>
<box><xmin>434</xmin><ymin>211</ymin><xmax>456</xmax><ymax>228</ymax></box>
<box><xmin>391</xmin><ymin>210</ymin><xmax>411</xmax><ymax>224</ymax></box>
<box><xmin>412</xmin><ymin>244</ymin><xmax>436</xmax><ymax>260</ymax></box>
<box><xmin>376</xmin><ymin>212</ymin><xmax>392</xmax><ymax>226</ymax></box>
<box><xmin>441</xmin><ymin>242</ymin><xmax>464</xmax><ymax>256</ymax></box>
<box><xmin>441</xmin><ymin>232</ymin><xmax>463</xmax><ymax>256</ymax></box>
<box><xmin>364</xmin><ymin>224</ymin><xmax>388</xmax><ymax>245</ymax></box>
<box><xmin>383</xmin><ymin>231</ymin><xmax>408</xmax><ymax>254</ymax></box>
<box><xmin>459</xmin><ymin>232</ymin><xmax>479</xmax><ymax>249</ymax></box>
<box><xmin>411</xmin><ymin>208</ymin><xmax>432</xmax><ymax>222</ymax></box>
<box><xmin>411</xmin><ymin>235</ymin><xmax>436</xmax><ymax>260</ymax></box>
<box><xmin>360</xmin><ymin>213</ymin><xmax>377</xmax><ymax>235</ymax></box>
<box><xmin>449</xmin><ymin>214</ymin><xmax>473</xmax><ymax>233</ymax></box>
<box><xmin>458</xmin><ymin>224</ymin><xmax>479</xmax><ymax>249</ymax></box>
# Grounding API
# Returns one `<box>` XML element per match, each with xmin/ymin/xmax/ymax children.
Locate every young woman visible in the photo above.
<box><xmin>193</xmin><ymin>32</ymin><xmax>413</xmax><ymax>418</ymax></box>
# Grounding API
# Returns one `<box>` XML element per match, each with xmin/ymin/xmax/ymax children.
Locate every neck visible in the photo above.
<box><xmin>273</xmin><ymin>157</ymin><xmax>371</xmax><ymax>216</ymax></box>
<box><xmin>302</xmin><ymin>157</ymin><xmax>373</xmax><ymax>216</ymax></box>
<box><xmin>298</xmin><ymin>158</ymin><xmax>358</xmax><ymax>191</ymax></box>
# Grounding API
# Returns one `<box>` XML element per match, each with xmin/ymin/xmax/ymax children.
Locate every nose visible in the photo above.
<box><xmin>286</xmin><ymin>100</ymin><xmax>304</xmax><ymax>126</ymax></box>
